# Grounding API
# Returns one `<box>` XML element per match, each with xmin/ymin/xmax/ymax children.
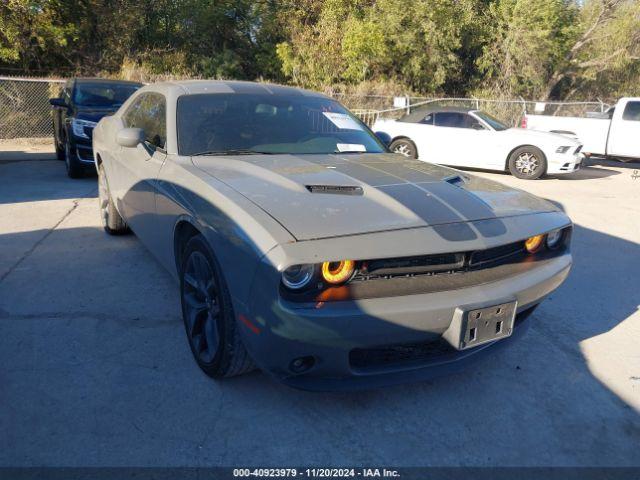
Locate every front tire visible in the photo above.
<box><xmin>64</xmin><ymin>138</ymin><xmax>83</xmax><ymax>179</ymax></box>
<box><xmin>390</xmin><ymin>138</ymin><xmax>418</xmax><ymax>159</ymax></box>
<box><xmin>54</xmin><ymin>133</ymin><xmax>64</xmax><ymax>161</ymax></box>
<box><xmin>508</xmin><ymin>146</ymin><xmax>547</xmax><ymax>180</ymax></box>
<box><xmin>98</xmin><ymin>164</ymin><xmax>128</xmax><ymax>235</ymax></box>
<box><xmin>180</xmin><ymin>236</ymin><xmax>255</xmax><ymax>379</ymax></box>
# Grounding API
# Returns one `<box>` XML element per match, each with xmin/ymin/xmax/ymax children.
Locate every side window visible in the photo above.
<box><xmin>622</xmin><ymin>102</ymin><xmax>640</xmax><ymax>121</ymax></box>
<box><xmin>123</xmin><ymin>95</ymin><xmax>144</xmax><ymax>129</ymax></box>
<box><xmin>420</xmin><ymin>113</ymin><xmax>434</xmax><ymax>125</ymax></box>
<box><xmin>434</xmin><ymin>112</ymin><xmax>467</xmax><ymax>128</ymax></box>
<box><xmin>123</xmin><ymin>93</ymin><xmax>167</xmax><ymax>149</ymax></box>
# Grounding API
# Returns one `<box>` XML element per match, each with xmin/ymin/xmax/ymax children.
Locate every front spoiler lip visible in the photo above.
<box><xmin>278</xmin><ymin>307</ymin><xmax>534</xmax><ymax>392</ymax></box>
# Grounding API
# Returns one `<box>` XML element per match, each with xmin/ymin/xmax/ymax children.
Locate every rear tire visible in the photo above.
<box><xmin>98</xmin><ymin>164</ymin><xmax>128</xmax><ymax>235</ymax></box>
<box><xmin>390</xmin><ymin>138</ymin><xmax>418</xmax><ymax>159</ymax></box>
<box><xmin>180</xmin><ymin>236</ymin><xmax>255</xmax><ymax>379</ymax></box>
<box><xmin>508</xmin><ymin>146</ymin><xmax>547</xmax><ymax>180</ymax></box>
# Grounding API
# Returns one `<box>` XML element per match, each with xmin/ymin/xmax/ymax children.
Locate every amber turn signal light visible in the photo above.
<box><xmin>321</xmin><ymin>260</ymin><xmax>355</xmax><ymax>285</ymax></box>
<box><xmin>525</xmin><ymin>234</ymin><xmax>545</xmax><ymax>253</ymax></box>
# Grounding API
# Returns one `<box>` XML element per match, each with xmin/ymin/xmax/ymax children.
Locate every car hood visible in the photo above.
<box><xmin>504</xmin><ymin>128</ymin><xmax>582</xmax><ymax>146</ymax></box>
<box><xmin>193</xmin><ymin>153</ymin><xmax>558</xmax><ymax>241</ymax></box>
<box><xmin>73</xmin><ymin>106</ymin><xmax>120</xmax><ymax>123</ymax></box>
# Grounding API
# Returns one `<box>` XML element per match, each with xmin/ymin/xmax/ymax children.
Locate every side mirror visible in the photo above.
<box><xmin>471</xmin><ymin>123</ymin><xmax>485</xmax><ymax>131</ymax></box>
<box><xmin>375</xmin><ymin>131</ymin><xmax>392</xmax><ymax>147</ymax></box>
<box><xmin>49</xmin><ymin>98</ymin><xmax>67</xmax><ymax>108</ymax></box>
<box><xmin>116</xmin><ymin>128</ymin><xmax>145</xmax><ymax>148</ymax></box>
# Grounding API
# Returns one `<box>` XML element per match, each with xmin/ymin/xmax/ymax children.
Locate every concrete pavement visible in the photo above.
<box><xmin>1</xmin><ymin>144</ymin><xmax>639</xmax><ymax>466</ymax></box>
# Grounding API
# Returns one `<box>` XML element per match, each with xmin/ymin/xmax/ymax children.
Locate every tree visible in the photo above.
<box><xmin>543</xmin><ymin>0</ymin><xmax>640</xmax><ymax>100</ymax></box>
<box><xmin>477</xmin><ymin>0</ymin><xmax>578</xmax><ymax>99</ymax></box>
<box><xmin>0</xmin><ymin>0</ymin><xmax>76</xmax><ymax>72</ymax></box>
<box><xmin>277</xmin><ymin>0</ymin><xmax>486</xmax><ymax>93</ymax></box>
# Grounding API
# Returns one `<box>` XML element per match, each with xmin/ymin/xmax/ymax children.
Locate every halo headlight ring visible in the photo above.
<box><xmin>321</xmin><ymin>260</ymin><xmax>355</xmax><ymax>285</ymax></box>
<box><xmin>524</xmin><ymin>234</ymin><xmax>545</xmax><ymax>253</ymax></box>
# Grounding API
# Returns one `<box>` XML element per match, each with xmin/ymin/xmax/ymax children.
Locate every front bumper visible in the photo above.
<box><xmin>243</xmin><ymin>251</ymin><xmax>571</xmax><ymax>391</ymax></box>
<box><xmin>68</xmin><ymin>135</ymin><xmax>95</xmax><ymax>165</ymax></box>
<box><xmin>548</xmin><ymin>151</ymin><xmax>584</xmax><ymax>174</ymax></box>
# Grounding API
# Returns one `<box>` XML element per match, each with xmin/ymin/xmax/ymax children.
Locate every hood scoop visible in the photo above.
<box><xmin>443</xmin><ymin>174</ymin><xmax>466</xmax><ymax>186</ymax></box>
<box><xmin>305</xmin><ymin>185</ymin><xmax>364</xmax><ymax>196</ymax></box>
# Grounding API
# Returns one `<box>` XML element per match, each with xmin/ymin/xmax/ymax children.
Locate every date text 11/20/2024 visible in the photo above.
<box><xmin>233</xmin><ymin>468</ymin><xmax>400</xmax><ymax>477</ymax></box>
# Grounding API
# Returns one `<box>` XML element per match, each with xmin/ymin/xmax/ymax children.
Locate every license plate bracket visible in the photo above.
<box><xmin>444</xmin><ymin>301</ymin><xmax>517</xmax><ymax>350</ymax></box>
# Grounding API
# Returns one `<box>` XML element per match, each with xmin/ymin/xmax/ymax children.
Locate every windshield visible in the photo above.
<box><xmin>177</xmin><ymin>93</ymin><xmax>386</xmax><ymax>156</ymax></box>
<box><xmin>473</xmin><ymin>111</ymin><xmax>508</xmax><ymax>131</ymax></box>
<box><xmin>73</xmin><ymin>83</ymin><xmax>141</xmax><ymax>107</ymax></box>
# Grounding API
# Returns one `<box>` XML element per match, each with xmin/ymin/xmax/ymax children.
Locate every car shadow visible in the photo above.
<box><xmin>0</xmin><ymin>150</ymin><xmax>57</xmax><ymax>163</ymax></box>
<box><xmin>548</xmin><ymin>165</ymin><xmax>621</xmax><ymax>180</ymax></box>
<box><xmin>585</xmin><ymin>158</ymin><xmax>640</xmax><ymax>172</ymax></box>
<box><xmin>0</xmin><ymin>158</ymin><xmax>96</xmax><ymax>204</ymax></box>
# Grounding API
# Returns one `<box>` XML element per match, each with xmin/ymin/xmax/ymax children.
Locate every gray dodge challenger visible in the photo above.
<box><xmin>92</xmin><ymin>80</ymin><xmax>572</xmax><ymax>390</ymax></box>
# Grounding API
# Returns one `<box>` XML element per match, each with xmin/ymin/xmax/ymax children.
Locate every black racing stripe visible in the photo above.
<box><xmin>332</xmin><ymin>163</ymin><xmax>403</xmax><ymax>186</ymax></box>
<box><xmin>432</xmin><ymin>223</ymin><xmax>478</xmax><ymax>241</ymax></box>
<box><xmin>472</xmin><ymin>218</ymin><xmax>507</xmax><ymax>238</ymax></box>
<box><xmin>417</xmin><ymin>182</ymin><xmax>497</xmax><ymax>221</ymax></box>
<box><xmin>364</xmin><ymin>162</ymin><xmax>440</xmax><ymax>183</ymax></box>
<box><xmin>377</xmin><ymin>184</ymin><xmax>465</xmax><ymax>225</ymax></box>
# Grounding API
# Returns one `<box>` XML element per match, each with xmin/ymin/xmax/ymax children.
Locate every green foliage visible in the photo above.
<box><xmin>0</xmin><ymin>0</ymin><xmax>76</xmax><ymax>68</ymax></box>
<box><xmin>0</xmin><ymin>0</ymin><xmax>638</xmax><ymax>100</ymax></box>
<box><xmin>477</xmin><ymin>0</ymin><xmax>579</xmax><ymax>97</ymax></box>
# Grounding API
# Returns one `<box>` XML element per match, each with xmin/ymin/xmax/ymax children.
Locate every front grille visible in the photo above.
<box><xmin>355</xmin><ymin>253</ymin><xmax>465</xmax><ymax>280</ymax></box>
<box><xmin>350</xmin><ymin>338</ymin><xmax>456</xmax><ymax>370</ymax></box>
<box><xmin>469</xmin><ymin>241</ymin><xmax>524</xmax><ymax>267</ymax></box>
<box><xmin>352</xmin><ymin>241</ymin><xmax>525</xmax><ymax>281</ymax></box>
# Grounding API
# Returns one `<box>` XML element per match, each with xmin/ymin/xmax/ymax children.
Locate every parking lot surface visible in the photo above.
<box><xmin>1</xmin><ymin>141</ymin><xmax>639</xmax><ymax>467</ymax></box>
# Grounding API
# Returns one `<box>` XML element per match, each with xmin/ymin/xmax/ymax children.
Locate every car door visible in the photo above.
<box><xmin>431</xmin><ymin>112</ymin><xmax>497</xmax><ymax>168</ymax></box>
<box><xmin>606</xmin><ymin>100</ymin><xmax>640</xmax><ymax>159</ymax></box>
<box><xmin>115</xmin><ymin>92</ymin><xmax>168</xmax><ymax>241</ymax></box>
<box><xmin>405</xmin><ymin>112</ymin><xmax>438</xmax><ymax>163</ymax></box>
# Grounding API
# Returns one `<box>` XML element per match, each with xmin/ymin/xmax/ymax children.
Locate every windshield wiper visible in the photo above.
<box><xmin>191</xmin><ymin>149</ymin><xmax>275</xmax><ymax>156</ymax></box>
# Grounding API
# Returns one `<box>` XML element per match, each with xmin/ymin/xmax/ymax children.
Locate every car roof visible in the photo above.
<box><xmin>73</xmin><ymin>78</ymin><xmax>143</xmax><ymax>86</ymax></box>
<box><xmin>399</xmin><ymin>105</ymin><xmax>477</xmax><ymax>123</ymax></box>
<box><xmin>152</xmin><ymin>79</ymin><xmax>327</xmax><ymax>98</ymax></box>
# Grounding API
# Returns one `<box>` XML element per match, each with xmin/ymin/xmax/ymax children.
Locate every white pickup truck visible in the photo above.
<box><xmin>523</xmin><ymin>97</ymin><xmax>640</xmax><ymax>161</ymax></box>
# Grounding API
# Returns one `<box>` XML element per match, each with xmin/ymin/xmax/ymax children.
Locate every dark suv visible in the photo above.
<box><xmin>50</xmin><ymin>78</ymin><xmax>142</xmax><ymax>178</ymax></box>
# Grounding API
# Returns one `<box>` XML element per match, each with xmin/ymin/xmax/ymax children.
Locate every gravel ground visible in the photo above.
<box><xmin>0</xmin><ymin>141</ymin><xmax>639</xmax><ymax>467</ymax></box>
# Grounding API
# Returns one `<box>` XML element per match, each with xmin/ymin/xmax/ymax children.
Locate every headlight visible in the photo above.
<box><xmin>546</xmin><ymin>229</ymin><xmax>564</xmax><ymax>249</ymax></box>
<box><xmin>524</xmin><ymin>234</ymin><xmax>545</xmax><ymax>253</ymax></box>
<box><xmin>555</xmin><ymin>146</ymin><xmax>571</xmax><ymax>154</ymax></box>
<box><xmin>71</xmin><ymin>119</ymin><xmax>97</xmax><ymax>139</ymax></box>
<box><xmin>321</xmin><ymin>260</ymin><xmax>355</xmax><ymax>285</ymax></box>
<box><xmin>282</xmin><ymin>264</ymin><xmax>315</xmax><ymax>290</ymax></box>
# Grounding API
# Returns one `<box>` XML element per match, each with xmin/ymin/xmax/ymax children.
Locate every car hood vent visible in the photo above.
<box><xmin>444</xmin><ymin>174</ymin><xmax>466</xmax><ymax>186</ymax></box>
<box><xmin>305</xmin><ymin>185</ymin><xmax>364</xmax><ymax>195</ymax></box>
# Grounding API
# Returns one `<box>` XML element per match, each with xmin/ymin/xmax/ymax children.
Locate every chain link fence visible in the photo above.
<box><xmin>0</xmin><ymin>77</ymin><xmax>64</xmax><ymax>139</ymax></box>
<box><xmin>336</xmin><ymin>94</ymin><xmax>611</xmax><ymax>127</ymax></box>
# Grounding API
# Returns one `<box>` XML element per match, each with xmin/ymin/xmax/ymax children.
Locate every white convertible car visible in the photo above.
<box><xmin>372</xmin><ymin>107</ymin><xmax>584</xmax><ymax>179</ymax></box>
